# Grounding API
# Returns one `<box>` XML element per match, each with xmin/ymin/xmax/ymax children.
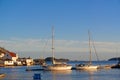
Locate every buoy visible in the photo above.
<box><xmin>33</xmin><ymin>73</ymin><xmax>41</xmax><ymax>80</ymax></box>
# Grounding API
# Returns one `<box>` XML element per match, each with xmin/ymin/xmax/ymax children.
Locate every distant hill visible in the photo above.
<box><xmin>108</xmin><ymin>57</ymin><xmax>120</xmax><ymax>61</ymax></box>
<box><xmin>45</xmin><ymin>57</ymin><xmax>69</xmax><ymax>62</ymax></box>
<box><xmin>0</xmin><ymin>47</ymin><xmax>9</xmax><ymax>54</ymax></box>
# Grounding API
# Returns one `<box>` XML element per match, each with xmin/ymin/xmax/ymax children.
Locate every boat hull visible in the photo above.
<box><xmin>43</xmin><ymin>64</ymin><xmax>72</xmax><ymax>71</ymax></box>
<box><xmin>76</xmin><ymin>65</ymin><xmax>98</xmax><ymax>70</ymax></box>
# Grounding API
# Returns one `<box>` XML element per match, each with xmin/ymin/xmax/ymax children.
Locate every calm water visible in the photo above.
<box><xmin>0</xmin><ymin>61</ymin><xmax>120</xmax><ymax>80</ymax></box>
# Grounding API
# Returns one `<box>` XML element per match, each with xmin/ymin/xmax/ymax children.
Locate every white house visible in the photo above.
<box><xmin>4</xmin><ymin>60</ymin><xmax>14</xmax><ymax>66</ymax></box>
<box><xmin>3</xmin><ymin>52</ymin><xmax>18</xmax><ymax>62</ymax></box>
<box><xmin>26</xmin><ymin>58</ymin><xmax>34</xmax><ymax>66</ymax></box>
<box><xmin>14</xmin><ymin>60</ymin><xmax>22</xmax><ymax>66</ymax></box>
<box><xmin>2</xmin><ymin>51</ymin><xmax>19</xmax><ymax>66</ymax></box>
<box><xmin>20</xmin><ymin>57</ymin><xmax>33</xmax><ymax>66</ymax></box>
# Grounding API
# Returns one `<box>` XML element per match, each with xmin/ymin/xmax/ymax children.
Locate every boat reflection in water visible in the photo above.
<box><xmin>76</xmin><ymin>67</ymin><xmax>98</xmax><ymax>75</ymax></box>
<box><xmin>77</xmin><ymin>69</ymin><xmax>98</xmax><ymax>80</ymax></box>
<box><xmin>51</xmin><ymin>70</ymin><xmax>72</xmax><ymax>74</ymax></box>
<box><xmin>51</xmin><ymin>70</ymin><xmax>72</xmax><ymax>80</ymax></box>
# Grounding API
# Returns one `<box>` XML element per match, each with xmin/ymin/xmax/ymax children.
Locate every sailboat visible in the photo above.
<box><xmin>43</xmin><ymin>27</ymin><xmax>72</xmax><ymax>71</ymax></box>
<box><xmin>76</xmin><ymin>30</ymin><xmax>98</xmax><ymax>70</ymax></box>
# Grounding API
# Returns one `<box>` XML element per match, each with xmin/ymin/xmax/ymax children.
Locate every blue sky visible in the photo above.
<box><xmin>0</xmin><ymin>0</ymin><xmax>120</xmax><ymax>60</ymax></box>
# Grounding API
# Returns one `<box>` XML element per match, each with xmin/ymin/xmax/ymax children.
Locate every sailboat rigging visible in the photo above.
<box><xmin>88</xmin><ymin>30</ymin><xmax>92</xmax><ymax>65</ymax></box>
<box><xmin>43</xmin><ymin>26</ymin><xmax>72</xmax><ymax>70</ymax></box>
<box><xmin>76</xmin><ymin>30</ymin><xmax>98</xmax><ymax>70</ymax></box>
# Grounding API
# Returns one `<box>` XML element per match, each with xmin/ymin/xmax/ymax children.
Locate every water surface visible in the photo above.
<box><xmin>0</xmin><ymin>61</ymin><xmax>119</xmax><ymax>80</ymax></box>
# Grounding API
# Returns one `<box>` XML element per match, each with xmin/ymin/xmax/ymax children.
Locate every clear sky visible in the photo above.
<box><xmin>0</xmin><ymin>0</ymin><xmax>120</xmax><ymax>60</ymax></box>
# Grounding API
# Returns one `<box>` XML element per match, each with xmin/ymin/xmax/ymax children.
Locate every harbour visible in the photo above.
<box><xmin>1</xmin><ymin>0</ymin><xmax>120</xmax><ymax>80</ymax></box>
<box><xmin>0</xmin><ymin>61</ymin><xmax>120</xmax><ymax>80</ymax></box>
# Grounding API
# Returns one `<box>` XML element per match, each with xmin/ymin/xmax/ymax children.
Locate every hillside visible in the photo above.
<box><xmin>108</xmin><ymin>57</ymin><xmax>120</xmax><ymax>61</ymax></box>
<box><xmin>0</xmin><ymin>47</ymin><xmax>9</xmax><ymax>54</ymax></box>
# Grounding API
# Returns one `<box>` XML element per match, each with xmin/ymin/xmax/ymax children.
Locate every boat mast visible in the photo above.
<box><xmin>52</xmin><ymin>26</ymin><xmax>55</xmax><ymax>64</ymax></box>
<box><xmin>88</xmin><ymin>30</ymin><xmax>92</xmax><ymax>65</ymax></box>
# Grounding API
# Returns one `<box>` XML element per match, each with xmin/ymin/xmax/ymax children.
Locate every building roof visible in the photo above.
<box><xmin>9</xmin><ymin>52</ymin><xmax>16</xmax><ymax>57</ymax></box>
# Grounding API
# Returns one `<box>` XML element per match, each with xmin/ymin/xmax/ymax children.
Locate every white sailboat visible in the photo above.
<box><xmin>76</xmin><ymin>30</ymin><xmax>98</xmax><ymax>70</ymax></box>
<box><xmin>43</xmin><ymin>27</ymin><xmax>72</xmax><ymax>71</ymax></box>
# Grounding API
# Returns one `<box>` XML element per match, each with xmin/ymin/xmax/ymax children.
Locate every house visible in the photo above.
<box><xmin>4</xmin><ymin>59</ymin><xmax>14</xmax><ymax>66</ymax></box>
<box><xmin>2</xmin><ymin>51</ymin><xmax>18</xmax><ymax>66</ymax></box>
<box><xmin>3</xmin><ymin>52</ymin><xmax>18</xmax><ymax>62</ymax></box>
<box><xmin>26</xmin><ymin>58</ymin><xmax>34</xmax><ymax>66</ymax></box>
<box><xmin>20</xmin><ymin>57</ymin><xmax>34</xmax><ymax>66</ymax></box>
<box><xmin>0</xmin><ymin>47</ymin><xmax>22</xmax><ymax>66</ymax></box>
<box><xmin>14</xmin><ymin>60</ymin><xmax>22</xmax><ymax>66</ymax></box>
